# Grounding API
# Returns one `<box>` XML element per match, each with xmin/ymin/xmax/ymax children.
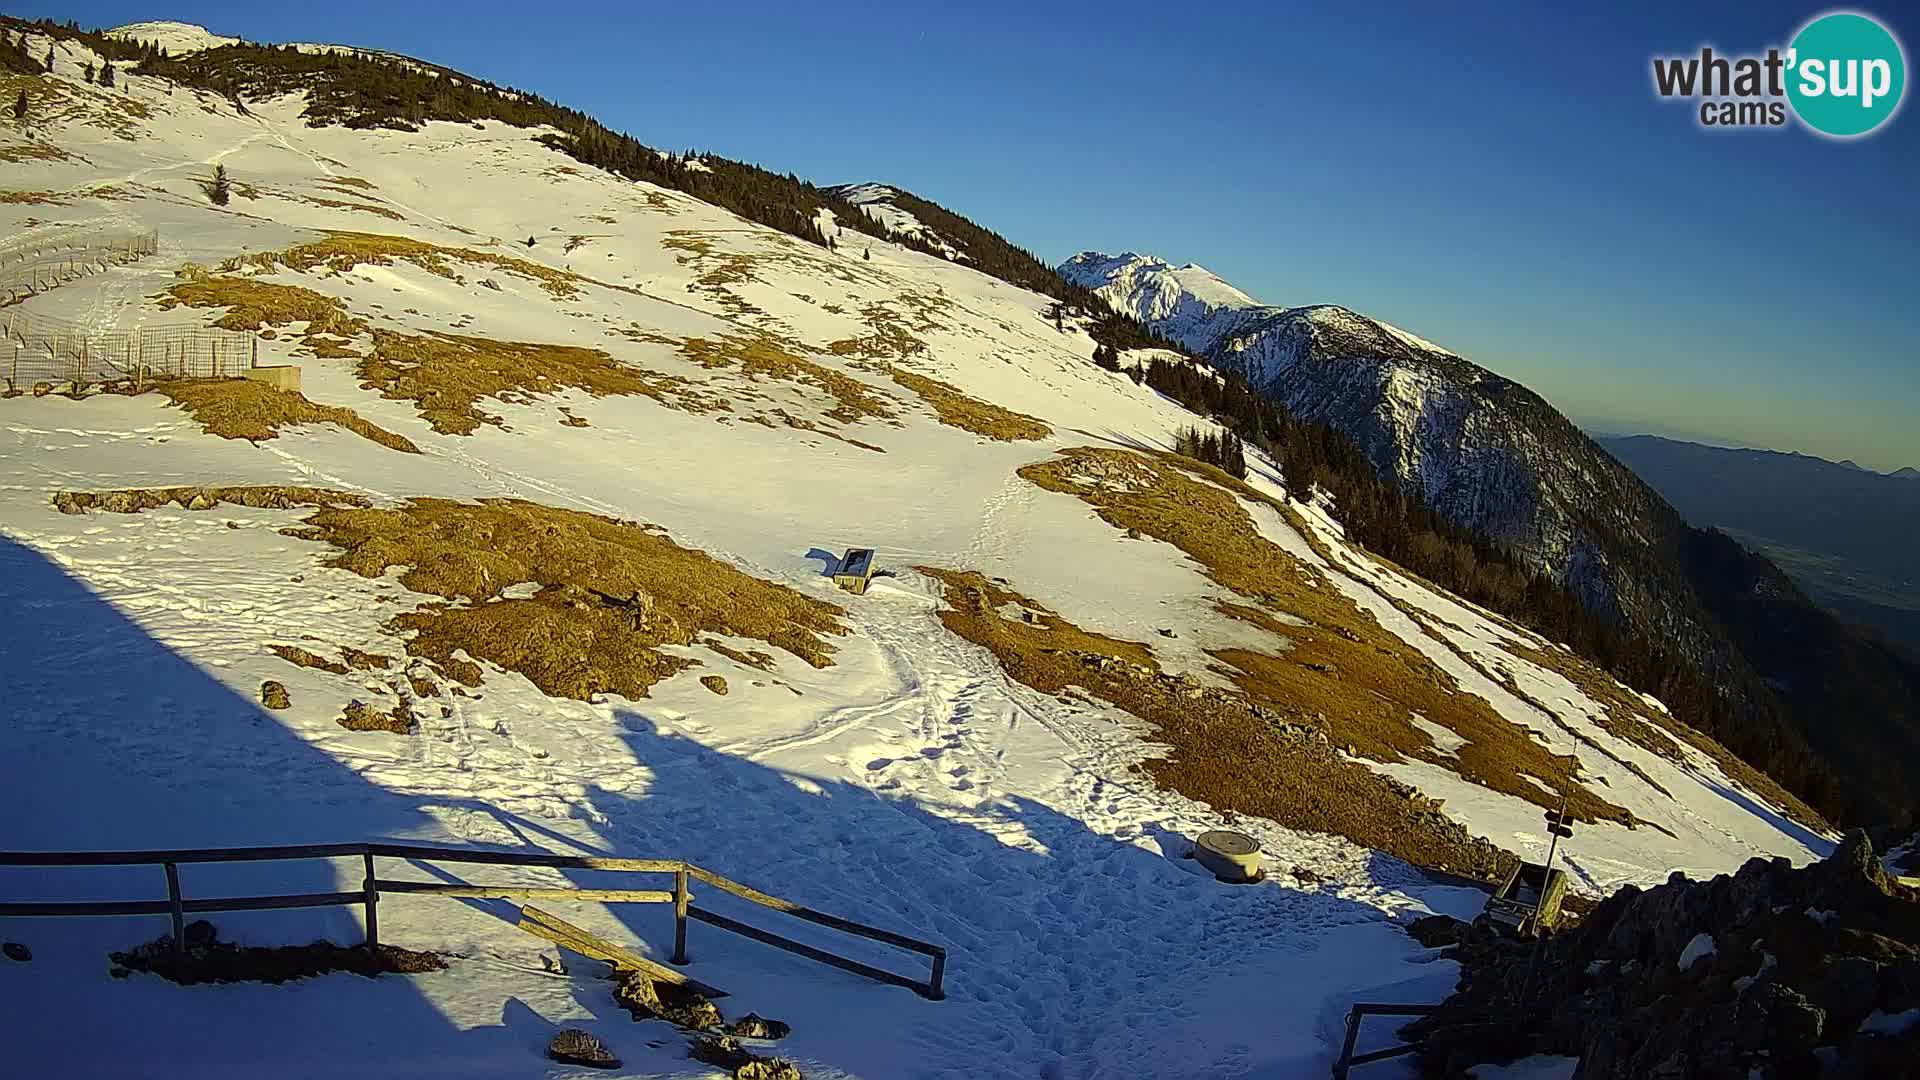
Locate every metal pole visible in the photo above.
<box><xmin>164</xmin><ymin>862</ymin><xmax>186</xmax><ymax>972</ymax></box>
<box><xmin>672</xmin><ymin>866</ymin><xmax>689</xmax><ymax>964</ymax></box>
<box><xmin>362</xmin><ymin>852</ymin><xmax>379</xmax><ymax>958</ymax></box>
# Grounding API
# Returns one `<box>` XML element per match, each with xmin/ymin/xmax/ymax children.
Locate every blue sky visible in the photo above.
<box><xmin>23</xmin><ymin>1</ymin><xmax>1919</xmax><ymax>469</ymax></box>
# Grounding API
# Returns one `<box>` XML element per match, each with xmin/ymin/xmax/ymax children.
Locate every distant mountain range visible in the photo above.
<box><xmin>1062</xmin><ymin>250</ymin><xmax>1920</xmax><ymax>822</ymax></box>
<box><xmin>1601</xmin><ymin>435</ymin><xmax>1920</xmax><ymax>654</ymax></box>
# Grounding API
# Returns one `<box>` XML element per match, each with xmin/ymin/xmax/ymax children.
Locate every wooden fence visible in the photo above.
<box><xmin>0</xmin><ymin>841</ymin><xmax>946</xmax><ymax>999</ymax></box>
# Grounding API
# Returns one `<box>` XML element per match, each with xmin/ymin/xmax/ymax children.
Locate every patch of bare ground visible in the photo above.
<box><xmin>918</xmin><ymin>567</ymin><xmax>1512</xmax><ymax>879</ymax></box>
<box><xmin>1019</xmin><ymin>447</ymin><xmax>1636</xmax><ymax>828</ymax></box>
<box><xmin>0</xmin><ymin>190</ymin><xmax>67</xmax><ymax>205</ymax></box>
<box><xmin>1507</xmin><ymin>638</ymin><xmax>1829</xmax><ymax>833</ymax></box>
<box><xmin>152</xmin><ymin>378</ymin><xmax>420</xmax><ymax>454</ymax></box>
<box><xmin>220</xmin><ymin>231</ymin><xmax>588</xmax><ymax>300</ymax></box>
<box><xmin>667</xmin><ymin>331</ymin><xmax>895</xmax><ymax>427</ymax></box>
<box><xmin>157</xmin><ymin>269</ymin><xmax>367</xmax><ymax>340</ymax></box>
<box><xmin>886</xmin><ymin>369</ymin><xmax>1050</xmax><ymax>442</ymax></box>
<box><xmin>283</xmin><ymin>498</ymin><xmax>847</xmax><ymax>701</ymax></box>
<box><xmin>267</xmin><ymin>644</ymin><xmax>348</xmax><ymax>675</ymax></box>
<box><xmin>322</xmin><ymin>176</ymin><xmax>377</xmax><ymax>191</ymax></box>
<box><xmin>1245</xmin><ymin>471</ymin><xmax>1832</xmax><ymax>837</ymax></box>
<box><xmin>339</xmin><ymin>698</ymin><xmax>413</xmax><ymax>734</ymax></box>
<box><xmin>302</xmin><ymin>196</ymin><xmax>405</xmax><ymax>221</ymax></box>
<box><xmin>361</xmin><ymin>329</ymin><xmax>717</xmax><ymax>436</ymax></box>
<box><xmin>0</xmin><ymin>141</ymin><xmax>71</xmax><ymax>164</ymax></box>
<box><xmin>52</xmin><ymin>485</ymin><xmax>368</xmax><ymax>517</ymax></box>
<box><xmin>700</xmin><ymin>675</ymin><xmax>729</xmax><ymax>695</ymax></box>
<box><xmin>703</xmin><ymin>639</ymin><xmax>775</xmax><ymax>670</ymax></box>
<box><xmin>0</xmin><ymin>73</ymin><xmax>147</xmax><ymax>139</ymax></box>
<box><xmin>826</xmin><ymin>294</ymin><xmax>953</xmax><ymax>366</ymax></box>
<box><xmin>111</xmin><ymin>920</ymin><xmax>443</xmax><ymax>985</ymax></box>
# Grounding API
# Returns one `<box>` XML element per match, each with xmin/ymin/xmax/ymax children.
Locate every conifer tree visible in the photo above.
<box><xmin>44</xmin><ymin>46</ymin><xmax>54</xmax><ymax>73</ymax></box>
<box><xmin>100</xmin><ymin>60</ymin><xmax>115</xmax><ymax>87</ymax></box>
<box><xmin>83</xmin><ymin>60</ymin><xmax>95</xmax><ymax>83</ymax></box>
<box><xmin>13</xmin><ymin>89</ymin><xmax>27</xmax><ymax>123</ymax></box>
<box><xmin>208</xmin><ymin>164</ymin><xmax>231</xmax><ymax>206</ymax></box>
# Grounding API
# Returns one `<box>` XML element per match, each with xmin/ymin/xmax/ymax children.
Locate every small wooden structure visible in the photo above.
<box><xmin>1483</xmin><ymin>861</ymin><xmax>1568</xmax><ymax>936</ymax></box>
<box><xmin>833</xmin><ymin>548</ymin><xmax>877</xmax><ymax>595</ymax></box>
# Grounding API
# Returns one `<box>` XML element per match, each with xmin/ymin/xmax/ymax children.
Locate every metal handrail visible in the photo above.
<box><xmin>0</xmin><ymin>840</ymin><xmax>947</xmax><ymax>998</ymax></box>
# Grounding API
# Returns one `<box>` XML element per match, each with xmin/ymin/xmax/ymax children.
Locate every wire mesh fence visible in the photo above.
<box><xmin>1</xmin><ymin>309</ymin><xmax>258</xmax><ymax>393</ymax></box>
<box><xmin>0</xmin><ymin>227</ymin><xmax>161</xmax><ymax>304</ymax></box>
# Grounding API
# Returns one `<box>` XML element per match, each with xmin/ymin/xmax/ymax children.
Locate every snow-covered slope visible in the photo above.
<box><xmin>104</xmin><ymin>20</ymin><xmax>241</xmax><ymax>55</ymax></box>
<box><xmin>828</xmin><ymin>183</ymin><xmax>964</xmax><ymax>260</ymax></box>
<box><xmin>0</xmin><ymin>25</ymin><xmax>1834</xmax><ymax>1079</ymax></box>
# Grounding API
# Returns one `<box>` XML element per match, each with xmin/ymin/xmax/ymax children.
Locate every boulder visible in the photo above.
<box><xmin>260</xmin><ymin>681</ymin><xmax>291</xmax><ymax>710</ymax></box>
<box><xmin>547</xmin><ymin>1028</ymin><xmax>619</xmax><ymax>1069</ymax></box>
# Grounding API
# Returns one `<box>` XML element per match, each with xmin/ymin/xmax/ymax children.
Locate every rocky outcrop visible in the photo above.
<box><xmin>547</xmin><ymin>1028</ymin><xmax>619</xmax><ymax>1069</ymax></box>
<box><xmin>1407</xmin><ymin>831</ymin><xmax>1920</xmax><ymax>1078</ymax></box>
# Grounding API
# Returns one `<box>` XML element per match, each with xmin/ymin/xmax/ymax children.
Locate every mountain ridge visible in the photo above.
<box><xmin>1064</xmin><ymin>249</ymin><xmax>1920</xmax><ymax>825</ymax></box>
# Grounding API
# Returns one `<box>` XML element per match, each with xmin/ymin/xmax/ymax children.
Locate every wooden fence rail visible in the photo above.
<box><xmin>0</xmin><ymin>840</ymin><xmax>946</xmax><ymax>999</ymax></box>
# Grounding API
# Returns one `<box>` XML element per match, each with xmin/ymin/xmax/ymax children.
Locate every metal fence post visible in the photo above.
<box><xmin>362</xmin><ymin>852</ymin><xmax>380</xmax><ymax>957</ymax></box>
<box><xmin>672</xmin><ymin>865</ymin><xmax>690</xmax><ymax>964</ymax></box>
<box><xmin>163</xmin><ymin>862</ymin><xmax>186</xmax><ymax>971</ymax></box>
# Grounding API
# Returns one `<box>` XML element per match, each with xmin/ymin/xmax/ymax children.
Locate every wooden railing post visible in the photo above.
<box><xmin>163</xmin><ymin>862</ymin><xmax>186</xmax><ymax>971</ymax></box>
<box><xmin>362</xmin><ymin>851</ymin><xmax>379</xmax><ymax>957</ymax></box>
<box><xmin>928</xmin><ymin>948</ymin><xmax>946</xmax><ymax>1000</ymax></box>
<box><xmin>672</xmin><ymin>865</ymin><xmax>690</xmax><ymax>964</ymax></box>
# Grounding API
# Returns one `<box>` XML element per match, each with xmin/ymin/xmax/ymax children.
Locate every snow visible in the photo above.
<box><xmin>1677</xmin><ymin>932</ymin><xmax>1717</xmax><ymax>971</ymax></box>
<box><xmin>105</xmin><ymin>20</ymin><xmax>241</xmax><ymax>54</ymax></box>
<box><xmin>1805</xmin><ymin>907</ymin><xmax>1838</xmax><ymax>926</ymax></box>
<box><xmin>0</xmin><ymin>35</ymin><xmax>1837</xmax><ymax>1078</ymax></box>
<box><xmin>1468</xmin><ymin>1057</ymin><xmax>1579</xmax><ymax>1080</ymax></box>
<box><xmin>832</xmin><ymin>184</ymin><xmax>963</xmax><ymax>261</ymax></box>
<box><xmin>1860</xmin><ymin>1007</ymin><xmax>1920</xmax><ymax>1036</ymax></box>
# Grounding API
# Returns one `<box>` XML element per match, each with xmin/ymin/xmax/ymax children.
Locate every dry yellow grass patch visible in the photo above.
<box><xmin>669</xmin><ymin>331</ymin><xmax>894</xmax><ymax>427</ymax></box>
<box><xmin>826</xmin><ymin>294</ymin><xmax>953</xmax><ymax>365</ymax></box>
<box><xmin>221</xmin><ymin>231</ymin><xmax>587</xmax><ymax>300</ymax></box>
<box><xmin>154</xmin><ymin>378</ymin><xmax>420</xmax><ymax>454</ymax></box>
<box><xmin>700</xmin><ymin>675</ymin><xmax>729</xmax><ymax>696</ymax></box>
<box><xmin>157</xmin><ymin>273</ymin><xmax>367</xmax><ymax>339</ymax></box>
<box><xmin>918</xmin><ymin>566</ymin><xmax>1513</xmax><ymax>879</ymax></box>
<box><xmin>887</xmin><ymin>369</ymin><xmax>1049</xmax><ymax>442</ymax></box>
<box><xmin>0</xmin><ymin>142</ymin><xmax>73</xmax><ymax>164</ymax></box>
<box><xmin>0</xmin><ymin>190</ymin><xmax>67</xmax><ymax>205</ymax></box>
<box><xmin>702</xmin><ymin>639</ymin><xmax>776</xmax><ymax>670</ymax></box>
<box><xmin>361</xmin><ymin>329</ymin><xmax>717</xmax><ymax>435</ymax></box>
<box><xmin>52</xmin><ymin>485</ymin><xmax>368</xmax><ymax>516</ymax></box>
<box><xmin>268</xmin><ymin>644</ymin><xmax>349</xmax><ymax>675</ymax></box>
<box><xmin>1021</xmin><ymin>448</ymin><xmax>1634</xmax><ymax>827</ymax></box>
<box><xmin>303</xmin><ymin>196</ymin><xmax>404</xmax><ymax>221</ymax></box>
<box><xmin>338</xmin><ymin>699</ymin><xmax>412</xmax><ymax>734</ymax></box>
<box><xmin>284</xmin><ymin>498</ymin><xmax>848</xmax><ymax>702</ymax></box>
<box><xmin>322</xmin><ymin>177</ymin><xmax>377</xmax><ymax>191</ymax></box>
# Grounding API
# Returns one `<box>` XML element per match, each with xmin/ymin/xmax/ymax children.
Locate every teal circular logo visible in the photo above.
<box><xmin>1787</xmin><ymin>12</ymin><xmax>1906</xmax><ymax>137</ymax></box>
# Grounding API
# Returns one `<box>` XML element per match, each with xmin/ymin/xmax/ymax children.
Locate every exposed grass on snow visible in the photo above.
<box><xmin>220</xmin><ymin>231</ymin><xmax>587</xmax><ymax>300</ymax></box>
<box><xmin>52</xmin><ymin>485</ymin><xmax>368</xmax><ymax>516</ymax></box>
<box><xmin>153</xmin><ymin>378</ymin><xmax>421</xmax><ymax>454</ymax></box>
<box><xmin>1020</xmin><ymin>447</ymin><xmax>1635</xmax><ymax>827</ymax></box>
<box><xmin>887</xmin><ymin>369</ymin><xmax>1050</xmax><ymax>442</ymax></box>
<box><xmin>918</xmin><ymin>566</ymin><xmax>1513</xmax><ymax>879</ymax></box>
<box><xmin>284</xmin><ymin>498</ymin><xmax>848</xmax><ymax>702</ymax></box>
<box><xmin>671</xmin><ymin>331</ymin><xmax>894</xmax><ymax>427</ymax></box>
<box><xmin>0</xmin><ymin>141</ymin><xmax>73</xmax><ymax>164</ymax></box>
<box><xmin>157</xmin><ymin>271</ymin><xmax>367</xmax><ymax>339</ymax></box>
<box><xmin>338</xmin><ymin>698</ymin><xmax>413</xmax><ymax>734</ymax></box>
<box><xmin>267</xmin><ymin>643</ymin><xmax>349</xmax><ymax>675</ymax></box>
<box><xmin>361</xmin><ymin>329</ymin><xmax>717</xmax><ymax>436</ymax></box>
